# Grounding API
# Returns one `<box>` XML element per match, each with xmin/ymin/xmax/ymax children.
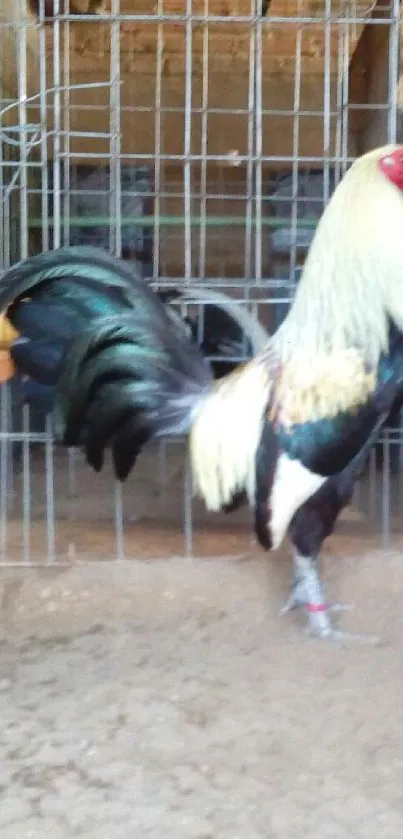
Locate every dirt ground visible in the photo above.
<box><xmin>1</xmin><ymin>544</ymin><xmax>403</xmax><ymax>838</ymax></box>
<box><xmin>2</xmin><ymin>446</ymin><xmax>403</xmax><ymax>837</ymax></box>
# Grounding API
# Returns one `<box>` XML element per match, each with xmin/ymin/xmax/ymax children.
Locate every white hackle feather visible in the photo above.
<box><xmin>274</xmin><ymin>143</ymin><xmax>403</xmax><ymax>368</ymax></box>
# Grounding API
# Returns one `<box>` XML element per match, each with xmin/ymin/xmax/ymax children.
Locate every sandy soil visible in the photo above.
<box><xmin>1</xmin><ymin>545</ymin><xmax>403</xmax><ymax>838</ymax></box>
<box><xmin>1</xmin><ymin>446</ymin><xmax>403</xmax><ymax>837</ymax></box>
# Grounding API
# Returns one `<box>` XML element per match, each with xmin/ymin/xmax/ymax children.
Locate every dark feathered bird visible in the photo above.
<box><xmin>14</xmin><ymin>280</ymin><xmax>265</xmax><ymax>424</ymax></box>
<box><xmin>0</xmin><ymin>245</ymin><xmax>266</xmax><ymax>481</ymax></box>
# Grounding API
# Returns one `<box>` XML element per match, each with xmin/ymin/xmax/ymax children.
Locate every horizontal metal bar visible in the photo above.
<box><xmin>28</xmin><ymin>14</ymin><xmax>395</xmax><ymax>25</ymax></box>
<box><xmin>28</xmin><ymin>215</ymin><xmax>319</xmax><ymax>229</ymax></box>
<box><xmin>53</xmin><ymin>153</ymin><xmax>360</xmax><ymax>165</ymax></box>
<box><xmin>0</xmin><ymin>432</ymin><xmax>51</xmax><ymax>441</ymax></box>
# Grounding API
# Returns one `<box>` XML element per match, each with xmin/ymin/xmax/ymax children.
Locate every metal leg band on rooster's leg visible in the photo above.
<box><xmin>281</xmin><ymin>552</ymin><xmax>380</xmax><ymax>644</ymax></box>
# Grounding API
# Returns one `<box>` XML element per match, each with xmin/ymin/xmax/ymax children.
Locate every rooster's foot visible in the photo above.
<box><xmin>283</xmin><ymin>552</ymin><xmax>381</xmax><ymax>645</ymax></box>
<box><xmin>304</xmin><ymin>606</ymin><xmax>380</xmax><ymax>645</ymax></box>
<box><xmin>280</xmin><ymin>584</ymin><xmax>351</xmax><ymax>616</ymax></box>
<box><xmin>305</xmin><ymin>623</ymin><xmax>382</xmax><ymax>644</ymax></box>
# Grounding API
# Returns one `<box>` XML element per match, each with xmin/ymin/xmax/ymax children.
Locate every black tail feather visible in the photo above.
<box><xmin>111</xmin><ymin>419</ymin><xmax>151</xmax><ymax>481</ymax></box>
<box><xmin>81</xmin><ymin>387</ymin><xmax>151</xmax><ymax>472</ymax></box>
<box><xmin>2</xmin><ymin>246</ymin><xmax>270</xmax><ymax>481</ymax></box>
<box><xmin>52</xmin><ymin>311</ymin><xmax>212</xmax><ymax>476</ymax></box>
<box><xmin>0</xmin><ymin>245</ymin><xmax>143</xmax><ymax>312</ymax></box>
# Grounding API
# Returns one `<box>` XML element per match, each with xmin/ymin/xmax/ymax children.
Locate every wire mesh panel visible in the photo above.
<box><xmin>0</xmin><ymin>0</ymin><xmax>402</xmax><ymax>563</ymax></box>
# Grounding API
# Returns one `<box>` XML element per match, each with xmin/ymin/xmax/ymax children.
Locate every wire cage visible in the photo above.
<box><xmin>0</xmin><ymin>0</ymin><xmax>402</xmax><ymax>564</ymax></box>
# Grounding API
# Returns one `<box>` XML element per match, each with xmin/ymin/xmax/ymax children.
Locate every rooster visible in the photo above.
<box><xmin>1</xmin><ymin>144</ymin><xmax>403</xmax><ymax>643</ymax></box>
<box><xmin>10</xmin><ymin>276</ymin><xmax>267</xmax><ymax>418</ymax></box>
<box><xmin>0</xmin><ymin>246</ymin><xmax>266</xmax><ymax>467</ymax></box>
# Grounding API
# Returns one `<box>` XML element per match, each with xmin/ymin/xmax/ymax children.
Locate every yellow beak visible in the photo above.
<box><xmin>0</xmin><ymin>315</ymin><xmax>19</xmax><ymax>381</ymax></box>
<box><xmin>0</xmin><ymin>314</ymin><xmax>20</xmax><ymax>347</ymax></box>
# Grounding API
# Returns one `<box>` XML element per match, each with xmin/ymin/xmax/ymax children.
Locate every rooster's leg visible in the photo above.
<box><xmin>284</xmin><ymin>474</ymin><xmax>382</xmax><ymax>643</ymax></box>
<box><xmin>282</xmin><ymin>552</ymin><xmax>380</xmax><ymax>643</ymax></box>
<box><xmin>281</xmin><ymin>552</ymin><xmax>339</xmax><ymax>636</ymax></box>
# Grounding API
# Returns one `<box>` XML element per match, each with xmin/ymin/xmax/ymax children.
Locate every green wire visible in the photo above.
<box><xmin>28</xmin><ymin>215</ymin><xmax>318</xmax><ymax>229</ymax></box>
